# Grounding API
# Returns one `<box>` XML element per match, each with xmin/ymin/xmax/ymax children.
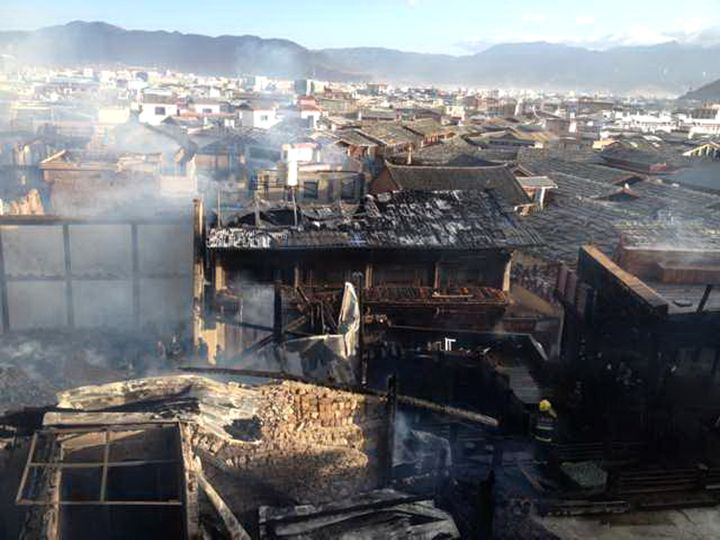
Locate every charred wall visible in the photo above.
<box><xmin>212</xmin><ymin>249</ymin><xmax>511</xmax><ymax>291</ymax></box>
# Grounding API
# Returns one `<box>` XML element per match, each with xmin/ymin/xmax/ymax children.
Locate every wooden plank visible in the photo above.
<box><xmin>15</xmin><ymin>433</ymin><xmax>38</xmax><ymax>504</ymax></box>
<box><xmin>25</xmin><ymin>460</ymin><xmax>178</xmax><ymax>469</ymax></box>
<box><xmin>17</xmin><ymin>500</ymin><xmax>184</xmax><ymax>506</ymax></box>
<box><xmin>178</xmin><ymin>421</ymin><xmax>200</xmax><ymax>540</ymax></box>
<box><xmin>197</xmin><ymin>471</ymin><xmax>251</xmax><ymax>540</ymax></box>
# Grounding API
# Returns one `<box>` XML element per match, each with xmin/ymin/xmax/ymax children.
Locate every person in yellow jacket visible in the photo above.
<box><xmin>533</xmin><ymin>399</ymin><xmax>557</xmax><ymax>462</ymax></box>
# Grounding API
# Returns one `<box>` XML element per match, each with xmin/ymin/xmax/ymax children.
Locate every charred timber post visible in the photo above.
<box><xmin>697</xmin><ymin>284</ymin><xmax>714</xmax><ymax>313</ymax></box>
<box><xmin>385</xmin><ymin>375</ymin><xmax>398</xmax><ymax>484</ymax></box>
<box><xmin>352</xmin><ymin>271</ymin><xmax>366</xmax><ymax>386</ymax></box>
<box><xmin>273</xmin><ymin>278</ymin><xmax>283</xmax><ymax>343</ymax></box>
<box><xmin>180</xmin><ymin>366</ymin><xmax>499</xmax><ymax>427</ymax></box>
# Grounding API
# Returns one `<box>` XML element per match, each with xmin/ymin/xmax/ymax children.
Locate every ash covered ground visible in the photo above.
<box><xmin>0</xmin><ymin>330</ymin><xmax>178</xmax><ymax>413</ymax></box>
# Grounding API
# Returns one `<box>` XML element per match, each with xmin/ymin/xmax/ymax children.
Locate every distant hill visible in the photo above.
<box><xmin>2</xmin><ymin>21</ymin><xmax>720</xmax><ymax>95</ymax></box>
<box><xmin>0</xmin><ymin>21</ymin><xmax>362</xmax><ymax>81</ymax></box>
<box><xmin>681</xmin><ymin>78</ymin><xmax>720</xmax><ymax>101</ymax></box>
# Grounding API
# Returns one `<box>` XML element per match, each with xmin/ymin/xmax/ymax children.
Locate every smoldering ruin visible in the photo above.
<box><xmin>2</xmin><ymin>57</ymin><xmax>720</xmax><ymax>540</ymax></box>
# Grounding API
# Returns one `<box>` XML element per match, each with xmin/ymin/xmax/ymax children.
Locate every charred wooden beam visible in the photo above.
<box><xmin>697</xmin><ymin>284</ymin><xmax>714</xmax><ymax>313</ymax></box>
<box><xmin>395</xmin><ymin>395</ymin><xmax>498</xmax><ymax>427</ymax></box>
<box><xmin>233</xmin><ymin>316</ymin><xmax>308</xmax><ymax>362</ymax></box>
<box><xmin>274</xmin><ymin>279</ymin><xmax>283</xmax><ymax>343</ymax></box>
<box><xmin>197</xmin><ymin>471</ymin><xmax>251</xmax><ymax>540</ymax></box>
<box><xmin>385</xmin><ymin>375</ymin><xmax>398</xmax><ymax>483</ymax></box>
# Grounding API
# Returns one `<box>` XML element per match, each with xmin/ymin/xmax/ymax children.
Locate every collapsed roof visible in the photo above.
<box><xmin>208</xmin><ymin>190</ymin><xmax>543</xmax><ymax>251</ymax></box>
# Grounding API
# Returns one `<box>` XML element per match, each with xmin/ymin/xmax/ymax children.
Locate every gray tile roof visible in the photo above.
<box><xmin>522</xmin><ymin>169</ymin><xmax>720</xmax><ymax>266</ymax></box>
<box><xmin>384</xmin><ymin>162</ymin><xmax>531</xmax><ymax>206</ymax></box>
<box><xmin>518</xmin><ymin>150</ymin><xmax>644</xmax><ymax>185</ymax></box>
<box><xmin>392</xmin><ymin>136</ymin><xmax>517</xmax><ymax>166</ymax></box>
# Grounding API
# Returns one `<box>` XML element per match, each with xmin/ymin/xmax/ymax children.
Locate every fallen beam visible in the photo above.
<box><xmin>233</xmin><ymin>315</ymin><xmax>308</xmax><ymax>361</ymax></box>
<box><xmin>197</xmin><ymin>470</ymin><xmax>252</xmax><ymax>540</ymax></box>
<box><xmin>698</xmin><ymin>284</ymin><xmax>714</xmax><ymax>313</ymax></box>
<box><xmin>262</xmin><ymin>493</ymin><xmax>431</xmax><ymax>527</ymax></box>
<box><xmin>395</xmin><ymin>395</ymin><xmax>498</xmax><ymax>427</ymax></box>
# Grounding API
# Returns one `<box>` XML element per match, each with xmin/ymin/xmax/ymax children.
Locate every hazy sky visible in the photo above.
<box><xmin>2</xmin><ymin>0</ymin><xmax>720</xmax><ymax>55</ymax></box>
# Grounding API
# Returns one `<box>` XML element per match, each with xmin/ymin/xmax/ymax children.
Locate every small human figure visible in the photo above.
<box><xmin>156</xmin><ymin>340</ymin><xmax>167</xmax><ymax>361</ymax></box>
<box><xmin>215</xmin><ymin>344</ymin><xmax>225</xmax><ymax>366</ymax></box>
<box><xmin>533</xmin><ymin>399</ymin><xmax>558</xmax><ymax>463</ymax></box>
<box><xmin>197</xmin><ymin>338</ymin><xmax>209</xmax><ymax>363</ymax></box>
<box><xmin>169</xmin><ymin>334</ymin><xmax>183</xmax><ymax>361</ymax></box>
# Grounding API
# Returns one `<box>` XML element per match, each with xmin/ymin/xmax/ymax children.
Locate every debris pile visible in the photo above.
<box><xmin>259</xmin><ymin>488</ymin><xmax>460</xmax><ymax>539</ymax></box>
<box><xmin>0</xmin><ymin>365</ymin><xmax>55</xmax><ymax>411</ymax></box>
<box><xmin>191</xmin><ymin>380</ymin><xmax>387</xmax><ymax>506</ymax></box>
<box><xmin>54</xmin><ymin>376</ymin><xmax>388</xmax><ymax>512</ymax></box>
<box><xmin>0</xmin><ymin>330</ymin><xmax>171</xmax><ymax>413</ymax></box>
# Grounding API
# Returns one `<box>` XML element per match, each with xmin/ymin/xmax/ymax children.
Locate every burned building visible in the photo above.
<box><xmin>558</xmin><ymin>232</ymin><xmax>720</xmax><ymax>461</ymax></box>
<box><xmin>39</xmin><ymin>149</ymin><xmax>196</xmax><ymax>216</ymax></box>
<box><xmin>195</xmin><ymin>190</ymin><xmax>542</xmax><ymax>364</ymax></box>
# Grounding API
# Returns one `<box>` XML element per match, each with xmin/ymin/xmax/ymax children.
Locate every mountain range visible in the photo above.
<box><xmin>1</xmin><ymin>21</ymin><xmax>720</xmax><ymax>96</ymax></box>
<box><xmin>681</xmin><ymin>78</ymin><xmax>720</xmax><ymax>102</ymax></box>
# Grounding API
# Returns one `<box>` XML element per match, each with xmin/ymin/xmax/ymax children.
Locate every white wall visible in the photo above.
<box><xmin>98</xmin><ymin>107</ymin><xmax>131</xmax><ymax>126</ymax></box>
<box><xmin>139</xmin><ymin>277</ymin><xmax>190</xmax><ymax>327</ymax></box>
<box><xmin>139</xmin><ymin>103</ymin><xmax>178</xmax><ymax>125</ymax></box>
<box><xmin>301</xmin><ymin>109</ymin><xmax>321</xmax><ymax>128</ymax></box>
<box><xmin>241</xmin><ymin>109</ymin><xmax>280</xmax><ymax>130</ymax></box>
<box><xmin>7</xmin><ymin>281</ymin><xmax>67</xmax><ymax>330</ymax></box>
<box><xmin>3</xmin><ymin>225</ymin><xmax>65</xmax><ymax>278</ymax></box>
<box><xmin>69</xmin><ymin>224</ymin><xmax>132</xmax><ymax>277</ymax></box>
<box><xmin>73</xmin><ymin>280</ymin><xmax>134</xmax><ymax>328</ymax></box>
<box><xmin>0</xmin><ymin>220</ymin><xmax>193</xmax><ymax>333</ymax></box>
<box><xmin>138</xmin><ymin>222</ymin><xmax>193</xmax><ymax>275</ymax></box>
<box><xmin>282</xmin><ymin>145</ymin><xmax>315</xmax><ymax>163</ymax></box>
<box><xmin>191</xmin><ymin>103</ymin><xmax>222</xmax><ymax>115</ymax></box>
